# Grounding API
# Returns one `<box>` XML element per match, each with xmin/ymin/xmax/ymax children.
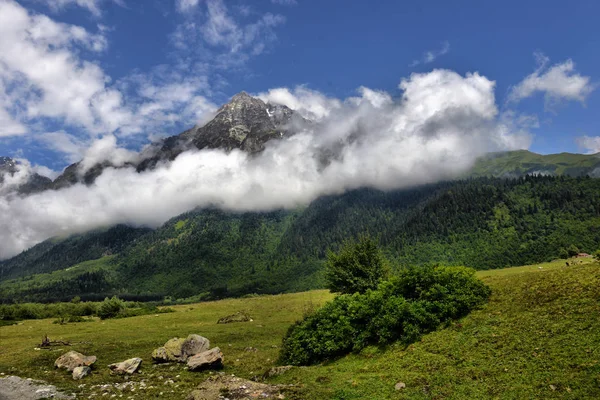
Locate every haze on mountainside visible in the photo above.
<box><xmin>0</xmin><ymin>0</ymin><xmax>598</xmax><ymax>260</ymax></box>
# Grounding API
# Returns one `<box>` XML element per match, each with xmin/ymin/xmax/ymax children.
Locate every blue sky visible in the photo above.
<box><xmin>0</xmin><ymin>0</ymin><xmax>599</xmax><ymax>172</ymax></box>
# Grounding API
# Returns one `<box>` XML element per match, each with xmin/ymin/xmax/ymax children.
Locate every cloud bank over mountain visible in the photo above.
<box><xmin>0</xmin><ymin>69</ymin><xmax>533</xmax><ymax>259</ymax></box>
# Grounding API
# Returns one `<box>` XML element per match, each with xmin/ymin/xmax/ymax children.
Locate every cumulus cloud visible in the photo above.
<box><xmin>257</xmin><ymin>86</ymin><xmax>342</xmax><ymax>120</ymax></box>
<box><xmin>0</xmin><ymin>1</ymin><xmax>217</xmax><ymax>160</ymax></box>
<box><xmin>508</xmin><ymin>53</ymin><xmax>595</xmax><ymax>107</ymax></box>
<box><xmin>410</xmin><ymin>41</ymin><xmax>450</xmax><ymax>67</ymax></box>
<box><xmin>0</xmin><ymin>69</ymin><xmax>533</xmax><ymax>259</ymax></box>
<box><xmin>576</xmin><ymin>136</ymin><xmax>600</xmax><ymax>154</ymax></box>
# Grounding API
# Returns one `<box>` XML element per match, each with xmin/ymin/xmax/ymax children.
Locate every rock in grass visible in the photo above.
<box><xmin>72</xmin><ymin>366</ymin><xmax>91</xmax><ymax>380</ymax></box>
<box><xmin>217</xmin><ymin>311</ymin><xmax>252</xmax><ymax>324</ymax></box>
<box><xmin>265</xmin><ymin>365</ymin><xmax>294</xmax><ymax>378</ymax></box>
<box><xmin>55</xmin><ymin>351</ymin><xmax>97</xmax><ymax>372</ymax></box>
<box><xmin>152</xmin><ymin>335</ymin><xmax>210</xmax><ymax>363</ymax></box>
<box><xmin>395</xmin><ymin>382</ymin><xmax>406</xmax><ymax>390</ymax></box>
<box><xmin>109</xmin><ymin>358</ymin><xmax>143</xmax><ymax>374</ymax></box>
<box><xmin>186</xmin><ymin>348</ymin><xmax>223</xmax><ymax>371</ymax></box>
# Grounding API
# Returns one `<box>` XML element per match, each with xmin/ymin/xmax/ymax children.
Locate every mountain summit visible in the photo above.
<box><xmin>136</xmin><ymin>92</ymin><xmax>303</xmax><ymax>171</ymax></box>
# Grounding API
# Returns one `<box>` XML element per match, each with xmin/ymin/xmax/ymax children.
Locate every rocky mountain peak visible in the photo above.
<box><xmin>0</xmin><ymin>157</ymin><xmax>17</xmax><ymax>174</ymax></box>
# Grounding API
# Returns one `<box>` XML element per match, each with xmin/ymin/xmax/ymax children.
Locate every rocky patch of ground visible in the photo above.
<box><xmin>0</xmin><ymin>375</ymin><xmax>74</xmax><ymax>400</ymax></box>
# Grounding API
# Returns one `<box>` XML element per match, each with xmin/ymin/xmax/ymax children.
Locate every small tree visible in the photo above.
<box><xmin>594</xmin><ymin>250</ymin><xmax>600</xmax><ymax>261</ymax></box>
<box><xmin>325</xmin><ymin>235</ymin><xmax>390</xmax><ymax>294</ymax></box>
<box><xmin>567</xmin><ymin>244</ymin><xmax>580</xmax><ymax>258</ymax></box>
<box><xmin>97</xmin><ymin>296</ymin><xmax>125</xmax><ymax>319</ymax></box>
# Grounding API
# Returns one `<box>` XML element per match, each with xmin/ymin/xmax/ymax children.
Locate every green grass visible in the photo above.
<box><xmin>1</xmin><ymin>259</ymin><xmax>599</xmax><ymax>399</ymax></box>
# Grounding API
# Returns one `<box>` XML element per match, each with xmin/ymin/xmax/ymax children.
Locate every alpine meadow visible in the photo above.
<box><xmin>1</xmin><ymin>0</ymin><xmax>600</xmax><ymax>399</ymax></box>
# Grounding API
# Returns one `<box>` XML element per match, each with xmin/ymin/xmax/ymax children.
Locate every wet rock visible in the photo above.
<box><xmin>54</xmin><ymin>351</ymin><xmax>97</xmax><ymax>372</ymax></box>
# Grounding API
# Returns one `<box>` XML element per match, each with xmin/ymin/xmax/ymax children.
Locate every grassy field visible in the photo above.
<box><xmin>1</xmin><ymin>259</ymin><xmax>599</xmax><ymax>399</ymax></box>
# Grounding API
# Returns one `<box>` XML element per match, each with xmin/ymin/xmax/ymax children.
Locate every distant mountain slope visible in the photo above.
<box><xmin>3</xmin><ymin>175</ymin><xmax>599</xmax><ymax>302</ymax></box>
<box><xmin>469</xmin><ymin>150</ymin><xmax>600</xmax><ymax>178</ymax></box>
<box><xmin>0</xmin><ymin>225</ymin><xmax>151</xmax><ymax>281</ymax></box>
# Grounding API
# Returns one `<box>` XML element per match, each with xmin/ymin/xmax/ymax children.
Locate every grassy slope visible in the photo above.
<box><xmin>0</xmin><ymin>259</ymin><xmax>599</xmax><ymax>399</ymax></box>
<box><xmin>469</xmin><ymin>150</ymin><xmax>600</xmax><ymax>177</ymax></box>
<box><xmin>0</xmin><ymin>257</ymin><xmax>116</xmax><ymax>301</ymax></box>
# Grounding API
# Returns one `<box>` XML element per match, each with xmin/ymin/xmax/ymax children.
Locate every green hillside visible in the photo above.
<box><xmin>0</xmin><ymin>225</ymin><xmax>151</xmax><ymax>281</ymax></box>
<box><xmin>2</xmin><ymin>175</ymin><xmax>599</xmax><ymax>303</ymax></box>
<box><xmin>1</xmin><ymin>260</ymin><xmax>598</xmax><ymax>399</ymax></box>
<box><xmin>469</xmin><ymin>150</ymin><xmax>600</xmax><ymax>178</ymax></box>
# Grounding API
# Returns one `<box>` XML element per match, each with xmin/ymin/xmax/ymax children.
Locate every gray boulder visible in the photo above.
<box><xmin>152</xmin><ymin>335</ymin><xmax>210</xmax><ymax>363</ymax></box>
<box><xmin>54</xmin><ymin>351</ymin><xmax>96</xmax><ymax>372</ymax></box>
<box><xmin>72</xmin><ymin>366</ymin><xmax>91</xmax><ymax>380</ymax></box>
<box><xmin>109</xmin><ymin>358</ymin><xmax>142</xmax><ymax>375</ymax></box>
<box><xmin>186</xmin><ymin>348</ymin><xmax>223</xmax><ymax>371</ymax></box>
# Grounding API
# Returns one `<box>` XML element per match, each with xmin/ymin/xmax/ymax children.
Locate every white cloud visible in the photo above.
<box><xmin>0</xmin><ymin>1</ymin><xmax>218</xmax><ymax>162</ymax></box>
<box><xmin>37</xmin><ymin>131</ymin><xmax>87</xmax><ymax>163</ymax></box>
<box><xmin>0</xmin><ymin>69</ymin><xmax>533</xmax><ymax>259</ymax></box>
<box><xmin>175</xmin><ymin>0</ymin><xmax>200</xmax><ymax>13</ymax></box>
<box><xmin>36</xmin><ymin>0</ymin><xmax>123</xmax><ymax>17</ymax></box>
<box><xmin>508</xmin><ymin>53</ymin><xmax>595</xmax><ymax>106</ymax></box>
<box><xmin>0</xmin><ymin>0</ymin><xmax>124</xmax><ymax>133</ymax></box>
<box><xmin>79</xmin><ymin>134</ymin><xmax>138</xmax><ymax>172</ymax></box>
<box><xmin>257</xmin><ymin>86</ymin><xmax>342</xmax><ymax>120</ymax></box>
<box><xmin>576</xmin><ymin>136</ymin><xmax>600</xmax><ymax>154</ymax></box>
<box><xmin>410</xmin><ymin>41</ymin><xmax>450</xmax><ymax>67</ymax></box>
<box><xmin>172</xmin><ymin>0</ymin><xmax>285</xmax><ymax>68</ymax></box>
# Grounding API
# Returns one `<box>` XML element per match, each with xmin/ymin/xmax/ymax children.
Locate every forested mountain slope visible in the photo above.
<box><xmin>2</xmin><ymin>175</ymin><xmax>599</xmax><ymax>302</ymax></box>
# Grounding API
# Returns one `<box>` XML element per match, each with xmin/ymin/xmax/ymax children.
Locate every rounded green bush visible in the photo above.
<box><xmin>280</xmin><ymin>266</ymin><xmax>491</xmax><ymax>366</ymax></box>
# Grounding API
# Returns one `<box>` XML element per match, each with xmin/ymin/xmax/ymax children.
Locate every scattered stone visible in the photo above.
<box><xmin>187</xmin><ymin>348</ymin><xmax>224</xmax><ymax>371</ymax></box>
<box><xmin>152</xmin><ymin>335</ymin><xmax>210</xmax><ymax>363</ymax></box>
<box><xmin>395</xmin><ymin>382</ymin><xmax>406</xmax><ymax>390</ymax></box>
<box><xmin>550</xmin><ymin>384</ymin><xmax>557</xmax><ymax>391</ymax></box>
<box><xmin>264</xmin><ymin>366</ymin><xmax>294</xmax><ymax>378</ymax></box>
<box><xmin>55</xmin><ymin>351</ymin><xmax>97</xmax><ymax>372</ymax></box>
<box><xmin>72</xmin><ymin>366</ymin><xmax>92</xmax><ymax>380</ymax></box>
<box><xmin>187</xmin><ymin>375</ymin><xmax>294</xmax><ymax>400</ymax></box>
<box><xmin>109</xmin><ymin>358</ymin><xmax>143</xmax><ymax>375</ymax></box>
<box><xmin>217</xmin><ymin>311</ymin><xmax>252</xmax><ymax>324</ymax></box>
<box><xmin>244</xmin><ymin>347</ymin><xmax>258</xmax><ymax>352</ymax></box>
<box><xmin>0</xmin><ymin>375</ymin><xmax>75</xmax><ymax>399</ymax></box>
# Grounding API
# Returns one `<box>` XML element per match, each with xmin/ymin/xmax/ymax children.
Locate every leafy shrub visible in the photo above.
<box><xmin>325</xmin><ymin>235</ymin><xmax>390</xmax><ymax>295</ymax></box>
<box><xmin>280</xmin><ymin>266</ymin><xmax>491</xmax><ymax>365</ymax></box>
<box><xmin>594</xmin><ymin>250</ymin><xmax>600</xmax><ymax>261</ymax></box>
<box><xmin>97</xmin><ymin>296</ymin><xmax>125</xmax><ymax>319</ymax></box>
